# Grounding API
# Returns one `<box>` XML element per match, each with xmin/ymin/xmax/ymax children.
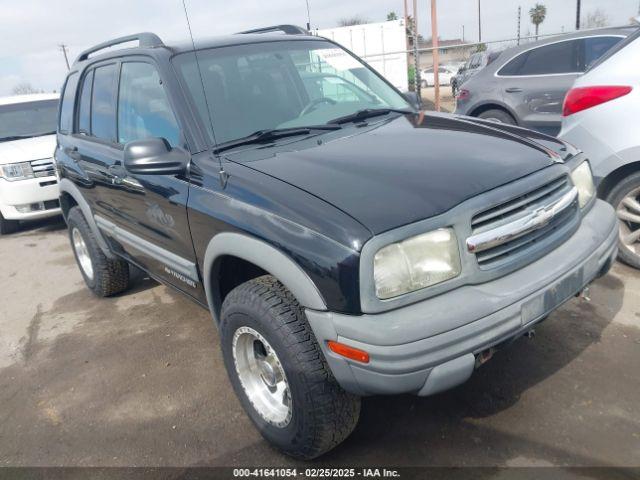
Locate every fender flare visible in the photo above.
<box><xmin>203</xmin><ymin>232</ymin><xmax>327</xmax><ymax>322</ymax></box>
<box><xmin>59</xmin><ymin>178</ymin><xmax>114</xmax><ymax>257</ymax></box>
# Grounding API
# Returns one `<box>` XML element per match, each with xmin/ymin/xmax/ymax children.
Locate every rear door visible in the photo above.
<box><xmin>498</xmin><ymin>39</ymin><xmax>581</xmax><ymax>135</ymax></box>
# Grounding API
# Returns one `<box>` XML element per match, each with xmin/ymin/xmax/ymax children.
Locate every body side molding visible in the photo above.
<box><xmin>203</xmin><ymin>232</ymin><xmax>327</xmax><ymax>322</ymax></box>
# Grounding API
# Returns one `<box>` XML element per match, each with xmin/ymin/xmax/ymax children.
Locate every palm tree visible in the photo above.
<box><xmin>529</xmin><ymin>3</ymin><xmax>547</xmax><ymax>39</ymax></box>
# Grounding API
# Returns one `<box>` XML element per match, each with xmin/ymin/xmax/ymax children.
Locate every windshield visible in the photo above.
<box><xmin>0</xmin><ymin>99</ymin><xmax>58</xmax><ymax>142</ymax></box>
<box><xmin>173</xmin><ymin>39</ymin><xmax>411</xmax><ymax>145</ymax></box>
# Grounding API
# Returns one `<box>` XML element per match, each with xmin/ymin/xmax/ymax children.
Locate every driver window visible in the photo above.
<box><xmin>117</xmin><ymin>62</ymin><xmax>180</xmax><ymax>147</ymax></box>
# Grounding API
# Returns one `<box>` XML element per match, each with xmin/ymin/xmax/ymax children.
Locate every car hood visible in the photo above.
<box><xmin>229</xmin><ymin>113</ymin><xmax>564</xmax><ymax>235</ymax></box>
<box><xmin>0</xmin><ymin>135</ymin><xmax>56</xmax><ymax>165</ymax></box>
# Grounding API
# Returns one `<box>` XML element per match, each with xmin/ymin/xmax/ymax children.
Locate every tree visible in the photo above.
<box><xmin>529</xmin><ymin>3</ymin><xmax>547</xmax><ymax>39</ymax></box>
<box><xmin>387</xmin><ymin>11</ymin><xmax>398</xmax><ymax>21</ymax></box>
<box><xmin>12</xmin><ymin>83</ymin><xmax>38</xmax><ymax>95</ymax></box>
<box><xmin>583</xmin><ymin>9</ymin><xmax>610</xmax><ymax>28</ymax></box>
<box><xmin>338</xmin><ymin>16</ymin><xmax>369</xmax><ymax>27</ymax></box>
<box><xmin>475</xmin><ymin>42</ymin><xmax>487</xmax><ymax>52</ymax></box>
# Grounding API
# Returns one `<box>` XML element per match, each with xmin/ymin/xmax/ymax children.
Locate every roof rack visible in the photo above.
<box><xmin>238</xmin><ymin>25</ymin><xmax>309</xmax><ymax>35</ymax></box>
<box><xmin>75</xmin><ymin>32</ymin><xmax>164</xmax><ymax>63</ymax></box>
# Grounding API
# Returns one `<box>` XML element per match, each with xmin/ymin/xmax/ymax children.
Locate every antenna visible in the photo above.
<box><xmin>59</xmin><ymin>44</ymin><xmax>70</xmax><ymax>70</ymax></box>
<box><xmin>180</xmin><ymin>0</ymin><xmax>219</xmax><ymax>150</ymax></box>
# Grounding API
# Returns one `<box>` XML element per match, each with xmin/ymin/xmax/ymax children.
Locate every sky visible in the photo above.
<box><xmin>0</xmin><ymin>0</ymin><xmax>637</xmax><ymax>95</ymax></box>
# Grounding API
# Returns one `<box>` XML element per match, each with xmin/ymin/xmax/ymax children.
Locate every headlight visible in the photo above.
<box><xmin>374</xmin><ymin>228</ymin><xmax>461</xmax><ymax>299</ymax></box>
<box><xmin>570</xmin><ymin>161</ymin><xmax>595</xmax><ymax>208</ymax></box>
<box><xmin>1</xmin><ymin>162</ymin><xmax>34</xmax><ymax>181</ymax></box>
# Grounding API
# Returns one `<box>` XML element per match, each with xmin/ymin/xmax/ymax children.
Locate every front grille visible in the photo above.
<box><xmin>470</xmin><ymin>174</ymin><xmax>579</xmax><ymax>269</ymax></box>
<box><xmin>30</xmin><ymin>158</ymin><xmax>56</xmax><ymax>178</ymax></box>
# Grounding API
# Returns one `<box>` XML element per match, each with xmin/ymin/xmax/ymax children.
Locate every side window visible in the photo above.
<box><xmin>117</xmin><ymin>62</ymin><xmax>180</xmax><ymax>147</ymax></box>
<box><xmin>499</xmin><ymin>40</ymin><xmax>579</xmax><ymax>76</ymax></box>
<box><xmin>91</xmin><ymin>64</ymin><xmax>118</xmax><ymax>141</ymax></box>
<box><xmin>77</xmin><ymin>70</ymin><xmax>93</xmax><ymax>135</ymax></box>
<box><xmin>582</xmin><ymin>36</ymin><xmax>622</xmax><ymax>70</ymax></box>
<box><xmin>469</xmin><ymin>54</ymin><xmax>481</xmax><ymax>68</ymax></box>
<box><xmin>59</xmin><ymin>72</ymin><xmax>78</xmax><ymax>134</ymax></box>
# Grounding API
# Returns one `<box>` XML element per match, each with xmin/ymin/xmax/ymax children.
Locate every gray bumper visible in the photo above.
<box><xmin>306</xmin><ymin>200</ymin><xmax>619</xmax><ymax>397</ymax></box>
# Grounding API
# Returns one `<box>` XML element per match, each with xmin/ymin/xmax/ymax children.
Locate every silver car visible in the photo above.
<box><xmin>455</xmin><ymin>28</ymin><xmax>634</xmax><ymax>135</ymax></box>
<box><xmin>559</xmin><ymin>27</ymin><xmax>640</xmax><ymax>268</ymax></box>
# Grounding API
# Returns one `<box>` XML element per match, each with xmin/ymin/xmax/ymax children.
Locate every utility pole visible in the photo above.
<box><xmin>412</xmin><ymin>0</ymin><xmax>421</xmax><ymax>99</ymax></box>
<box><xmin>59</xmin><ymin>44</ymin><xmax>70</xmax><ymax>70</ymax></box>
<box><xmin>517</xmin><ymin>6</ymin><xmax>521</xmax><ymax>45</ymax></box>
<box><xmin>462</xmin><ymin>24</ymin><xmax>465</xmax><ymax>42</ymax></box>
<box><xmin>576</xmin><ymin>0</ymin><xmax>581</xmax><ymax>30</ymax></box>
<box><xmin>478</xmin><ymin>0</ymin><xmax>482</xmax><ymax>42</ymax></box>
<box><xmin>403</xmin><ymin>0</ymin><xmax>411</xmax><ymax>71</ymax></box>
<box><xmin>431</xmin><ymin>0</ymin><xmax>440</xmax><ymax>112</ymax></box>
<box><xmin>304</xmin><ymin>0</ymin><xmax>311</xmax><ymax>30</ymax></box>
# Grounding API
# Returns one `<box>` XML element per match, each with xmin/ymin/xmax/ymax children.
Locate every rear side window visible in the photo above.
<box><xmin>582</xmin><ymin>36</ymin><xmax>622</xmax><ymax>69</ymax></box>
<box><xmin>59</xmin><ymin>72</ymin><xmax>78</xmax><ymax>133</ymax></box>
<box><xmin>90</xmin><ymin>64</ymin><xmax>118</xmax><ymax>141</ymax></box>
<box><xmin>117</xmin><ymin>62</ymin><xmax>180</xmax><ymax>147</ymax></box>
<box><xmin>499</xmin><ymin>40</ymin><xmax>579</xmax><ymax>76</ymax></box>
<box><xmin>77</xmin><ymin>70</ymin><xmax>93</xmax><ymax>135</ymax></box>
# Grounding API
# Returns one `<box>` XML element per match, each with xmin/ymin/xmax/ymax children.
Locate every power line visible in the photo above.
<box><xmin>58</xmin><ymin>44</ymin><xmax>70</xmax><ymax>70</ymax></box>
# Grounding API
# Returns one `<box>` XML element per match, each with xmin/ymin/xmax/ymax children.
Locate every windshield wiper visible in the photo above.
<box><xmin>327</xmin><ymin>108</ymin><xmax>413</xmax><ymax>125</ymax></box>
<box><xmin>0</xmin><ymin>131</ymin><xmax>56</xmax><ymax>142</ymax></box>
<box><xmin>213</xmin><ymin>125</ymin><xmax>342</xmax><ymax>154</ymax></box>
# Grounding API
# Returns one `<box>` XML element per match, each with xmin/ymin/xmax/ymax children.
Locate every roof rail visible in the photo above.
<box><xmin>74</xmin><ymin>32</ymin><xmax>164</xmax><ymax>63</ymax></box>
<box><xmin>238</xmin><ymin>25</ymin><xmax>309</xmax><ymax>35</ymax></box>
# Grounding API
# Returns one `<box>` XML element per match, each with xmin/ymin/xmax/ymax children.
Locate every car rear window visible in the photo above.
<box><xmin>587</xmin><ymin>28</ymin><xmax>640</xmax><ymax>72</ymax></box>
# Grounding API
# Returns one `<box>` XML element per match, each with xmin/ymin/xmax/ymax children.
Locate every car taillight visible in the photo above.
<box><xmin>458</xmin><ymin>89</ymin><xmax>470</xmax><ymax>100</ymax></box>
<box><xmin>563</xmin><ymin>86</ymin><xmax>632</xmax><ymax>116</ymax></box>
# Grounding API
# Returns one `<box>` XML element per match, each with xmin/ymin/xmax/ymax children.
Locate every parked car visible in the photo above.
<box><xmin>0</xmin><ymin>93</ymin><xmax>60</xmax><ymax>234</ymax></box>
<box><xmin>454</xmin><ymin>28</ymin><xmax>635</xmax><ymax>135</ymax></box>
<box><xmin>559</xmin><ymin>27</ymin><xmax>640</xmax><ymax>268</ymax></box>
<box><xmin>56</xmin><ymin>27</ymin><xmax>617</xmax><ymax>459</ymax></box>
<box><xmin>421</xmin><ymin>65</ymin><xmax>456</xmax><ymax>87</ymax></box>
<box><xmin>451</xmin><ymin>50</ymin><xmax>500</xmax><ymax>96</ymax></box>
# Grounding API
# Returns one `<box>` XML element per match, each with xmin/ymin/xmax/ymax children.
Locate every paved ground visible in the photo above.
<box><xmin>1</xmin><ymin>217</ymin><xmax>639</xmax><ymax>468</ymax></box>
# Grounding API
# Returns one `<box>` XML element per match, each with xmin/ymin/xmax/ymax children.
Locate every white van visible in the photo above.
<box><xmin>0</xmin><ymin>93</ymin><xmax>60</xmax><ymax>234</ymax></box>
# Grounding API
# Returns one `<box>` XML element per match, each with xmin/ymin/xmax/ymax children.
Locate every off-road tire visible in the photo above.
<box><xmin>605</xmin><ymin>172</ymin><xmax>640</xmax><ymax>269</ymax></box>
<box><xmin>220</xmin><ymin>275</ymin><xmax>361</xmax><ymax>459</ymax></box>
<box><xmin>67</xmin><ymin>206</ymin><xmax>130</xmax><ymax>296</ymax></box>
<box><xmin>0</xmin><ymin>213</ymin><xmax>19</xmax><ymax>235</ymax></box>
<box><xmin>477</xmin><ymin>109</ymin><xmax>516</xmax><ymax>125</ymax></box>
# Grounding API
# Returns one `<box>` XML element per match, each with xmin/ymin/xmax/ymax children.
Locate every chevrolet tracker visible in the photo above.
<box><xmin>55</xmin><ymin>26</ymin><xmax>619</xmax><ymax>459</ymax></box>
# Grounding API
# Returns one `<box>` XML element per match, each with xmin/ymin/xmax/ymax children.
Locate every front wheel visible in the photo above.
<box><xmin>0</xmin><ymin>212</ymin><xmax>19</xmax><ymax>235</ymax></box>
<box><xmin>607</xmin><ymin>172</ymin><xmax>640</xmax><ymax>269</ymax></box>
<box><xmin>220</xmin><ymin>275</ymin><xmax>361</xmax><ymax>459</ymax></box>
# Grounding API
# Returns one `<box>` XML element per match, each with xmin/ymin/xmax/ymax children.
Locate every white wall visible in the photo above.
<box><xmin>316</xmin><ymin>20</ymin><xmax>409</xmax><ymax>91</ymax></box>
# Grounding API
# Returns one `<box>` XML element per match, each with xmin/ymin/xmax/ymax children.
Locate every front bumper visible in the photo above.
<box><xmin>0</xmin><ymin>177</ymin><xmax>61</xmax><ymax>220</ymax></box>
<box><xmin>306</xmin><ymin>199</ymin><xmax>618</xmax><ymax>397</ymax></box>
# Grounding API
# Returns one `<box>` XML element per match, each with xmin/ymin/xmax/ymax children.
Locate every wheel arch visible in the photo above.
<box><xmin>58</xmin><ymin>178</ymin><xmax>114</xmax><ymax>258</ymax></box>
<box><xmin>204</xmin><ymin>232</ymin><xmax>327</xmax><ymax>324</ymax></box>
<box><xmin>597</xmin><ymin>161</ymin><xmax>640</xmax><ymax>200</ymax></box>
<box><xmin>469</xmin><ymin>102</ymin><xmax>518</xmax><ymax>124</ymax></box>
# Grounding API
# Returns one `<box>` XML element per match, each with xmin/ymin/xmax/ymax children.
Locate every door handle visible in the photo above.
<box><xmin>505</xmin><ymin>87</ymin><xmax>523</xmax><ymax>93</ymax></box>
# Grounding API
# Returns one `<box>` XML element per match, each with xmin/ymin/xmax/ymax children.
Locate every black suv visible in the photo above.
<box><xmin>56</xmin><ymin>27</ymin><xmax>618</xmax><ymax>459</ymax></box>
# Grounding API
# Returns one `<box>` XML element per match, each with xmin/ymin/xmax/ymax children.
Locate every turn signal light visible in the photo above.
<box><xmin>327</xmin><ymin>341</ymin><xmax>370</xmax><ymax>363</ymax></box>
<box><xmin>563</xmin><ymin>86</ymin><xmax>632</xmax><ymax>116</ymax></box>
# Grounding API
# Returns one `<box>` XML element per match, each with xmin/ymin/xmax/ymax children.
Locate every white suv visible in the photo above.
<box><xmin>0</xmin><ymin>93</ymin><xmax>61</xmax><ymax>234</ymax></box>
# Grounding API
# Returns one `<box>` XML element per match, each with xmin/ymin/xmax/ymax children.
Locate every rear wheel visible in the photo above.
<box><xmin>477</xmin><ymin>109</ymin><xmax>516</xmax><ymax>125</ymax></box>
<box><xmin>220</xmin><ymin>275</ymin><xmax>360</xmax><ymax>459</ymax></box>
<box><xmin>606</xmin><ymin>172</ymin><xmax>640</xmax><ymax>269</ymax></box>
<box><xmin>0</xmin><ymin>213</ymin><xmax>19</xmax><ymax>235</ymax></box>
<box><xmin>67</xmin><ymin>207</ymin><xmax>130</xmax><ymax>296</ymax></box>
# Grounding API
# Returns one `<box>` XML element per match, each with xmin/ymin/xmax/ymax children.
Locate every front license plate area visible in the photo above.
<box><xmin>521</xmin><ymin>268</ymin><xmax>583</xmax><ymax>326</ymax></box>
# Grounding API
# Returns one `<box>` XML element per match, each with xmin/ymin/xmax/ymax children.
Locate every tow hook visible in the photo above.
<box><xmin>576</xmin><ymin>286</ymin><xmax>591</xmax><ymax>301</ymax></box>
<box><xmin>475</xmin><ymin>347</ymin><xmax>496</xmax><ymax>368</ymax></box>
<box><xmin>524</xmin><ymin>329</ymin><xmax>536</xmax><ymax>339</ymax></box>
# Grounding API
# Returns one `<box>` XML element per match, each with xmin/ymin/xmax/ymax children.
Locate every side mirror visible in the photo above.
<box><xmin>403</xmin><ymin>91</ymin><xmax>421</xmax><ymax>110</ymax></box>
<box><xmin>124</xmin><ymin>138</ymin><xmax>188</xmax><ymax>176</ymax></box>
